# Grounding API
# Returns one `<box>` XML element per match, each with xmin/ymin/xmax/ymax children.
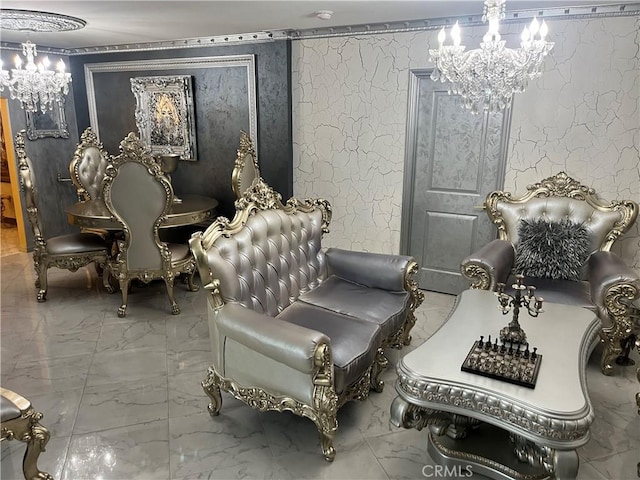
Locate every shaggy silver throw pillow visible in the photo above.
<box><xmin>514</xmin><ymin>218</ymin><xmax>590</xmax><ymax>281</ymax></box>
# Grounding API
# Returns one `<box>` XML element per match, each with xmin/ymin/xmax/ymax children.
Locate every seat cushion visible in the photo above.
<box><xmin>168</xmin><ymin>242</ymin><xmax>190</xmax><ymax>262</ymax></box>
<box><xmin>507</xmin><ymin>275</ymin><xmax>595</xmax><ymax>312</ymax></box>
<box><xmin>299</xmin><ymin>275</ymin><xmax>410</xmax><ymax>339</ymax></box>
<box><xmin>46</xmin><ymin>232</ymin><xmax>108</xmax><ymax>255</ymax></box>
<box><xmin>276</xmin><ymin>302</ymin><xmax>382</xmax><ymax>394</ymax></box>
<box><xmin>0</xmin><ymin>395</ymin><xmax>21</xmax><ymax>423</ymax></box>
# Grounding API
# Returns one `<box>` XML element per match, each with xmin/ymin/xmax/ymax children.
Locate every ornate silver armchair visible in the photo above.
<box><xmin>69</xmin><ymin>127</ymin><xmax>110</xmax><ymax>203</ymax></box>
<box><xmin>0</xmin><ymin>387</ymin><xmax>52</xmax><ymax>480</ymax></box>
<box><xmin>15</xmin><ymin>131</ymin><xmax>112</xmax><ymax>302</ymax></box>
<box><xmin>189</xmin><ymin>133</ymin><xmax>423</xmax><ymax>461</ymax></box>
<box><xmin>460</xmin><ymin>172</ymin><xmax>639</xmax><ymax>375</ymax></box>
<box><xmin>102</xmin><ymin>133</ymin><xmax>198</xmax><ymax>317</ymax></box>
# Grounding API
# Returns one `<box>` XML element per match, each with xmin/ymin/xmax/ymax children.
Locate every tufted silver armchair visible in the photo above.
<box><xmin>102</xmin><ymin>133</ymin><xmax>198</xmax><ymax>317</ymax></box>
<box><xmin>189</xmin><ymin>132</ymin><xmax>423</xmax><ymax>461</ymax></box>
<box><xmin>15</xmin><ymin>130</ymin><xmax>113</xmax><ymax>302</ymax></box>
<box><xmin>460</xmin><ymin>172</ymin><xmax>639</xmax><ymax>375</ymax></box>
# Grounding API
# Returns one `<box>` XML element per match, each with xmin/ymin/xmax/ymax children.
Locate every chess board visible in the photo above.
<box><xmin>461</xmin><ymin>338</ymin><xmax>542</xmax><ymax>389</ymax></box>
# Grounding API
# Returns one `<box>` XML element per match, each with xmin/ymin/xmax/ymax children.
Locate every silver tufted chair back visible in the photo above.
<box><xmin>205</xmin><ymin>207</ymin><xmax>327</xmax><ymax>316</ymax></box>
<box><xmin>70</xmin><ymin>127</ymin><xmax>111</xmax><ymax>202</ymax></box>
<box><xmin>496</xmin><ymin>197</ymin><xmax>626</xmax><ymax>257</ymax></box>
<box><xmin>487</xmin><ymin>172</ymin><xmax>638</xmax><ymax>279</ymax></box>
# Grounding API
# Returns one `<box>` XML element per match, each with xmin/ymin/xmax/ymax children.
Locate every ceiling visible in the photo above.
<box><xmin>0</xmin><ymin>0</ymin><xmax>635</xmax><ymax>50</ymax></box>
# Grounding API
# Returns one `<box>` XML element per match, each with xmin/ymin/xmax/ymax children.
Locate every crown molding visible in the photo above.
<box><xmin>0</xmin><ymin>3</ymin><xmax>637</xmax><ymax>56</ymax></box>
<box><xmin>290</xmin><ymin>2</ymin><xmax>640</xmax><ymax>40</ymax></box>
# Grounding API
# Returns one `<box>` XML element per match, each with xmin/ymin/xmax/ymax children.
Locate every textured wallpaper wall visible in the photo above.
<box><xmin>291</xmin><ymin>15</ymin><xmax>639</xmax><ymax>273</ymax></box>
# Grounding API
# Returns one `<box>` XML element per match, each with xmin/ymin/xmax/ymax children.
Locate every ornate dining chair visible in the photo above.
<box><xmin>102</xmin><ymin>132</ymin><xmax>198</xmax><ymax>317</ymax></box>
<box><xmin>69</xmin><ymin>127</ymin><xmax>110</xmax><ymax>203</ymax></box>
<box><xmin>15</xmin><ymin>130</ymin><xmax>113</xmax><ymax>302</ymax></box>
<box><xmin>231</xmin><ymin>130</ymin><xmax>260</xmax><ymax>201</ymax></box>
<box><xmin>0</xmin><ymin>387</ymin><xmax>52</xmax><ymax>480</ymax></box>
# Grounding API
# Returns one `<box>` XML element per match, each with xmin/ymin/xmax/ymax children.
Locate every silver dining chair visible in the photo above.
<box><xmin>102</xmin><ymin>132</ymin><xmax>198</xmax><ymax>317</ymax></box>
<box><xmin>14</xmin><ymin>130</ymin><xmax>113</xmax><ymax>302</ymax></box>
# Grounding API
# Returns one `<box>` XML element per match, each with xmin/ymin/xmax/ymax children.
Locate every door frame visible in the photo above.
<box><xmin>1</xmin><ymin>99</ymin><xmax>28</xmax><ymax>252</ymax></box>
<box><xmin>399</xmin><ymin>68</ymin><xmax>512</xmax><ymax>263</ymax></box>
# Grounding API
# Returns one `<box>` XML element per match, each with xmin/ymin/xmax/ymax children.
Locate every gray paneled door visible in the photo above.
<box><xmin>400</xmin><ymin>69</ymin><xmax>511</xmax><ymax>295</ymax></box>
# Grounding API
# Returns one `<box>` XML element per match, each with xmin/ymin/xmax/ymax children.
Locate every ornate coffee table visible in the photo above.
<box><xmin>391</xmin><ymin>289</ymin><xmax>600</xmax><ymax>480</ymax></box>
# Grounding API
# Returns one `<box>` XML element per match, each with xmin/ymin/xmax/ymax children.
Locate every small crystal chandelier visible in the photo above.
<box><xmin>429</xmin><ymin>0</ymin><xmax>554</xmax><ymax>113</ymax></box>
<box><xmin>0</xmin><ymin>40</ymin><xmax>71</xmax><ymax>113</ymax></box>
<box><xmin>0</xmin><ymin>9</ymin><xmax>86</xmax><ymax>113</ymax></box>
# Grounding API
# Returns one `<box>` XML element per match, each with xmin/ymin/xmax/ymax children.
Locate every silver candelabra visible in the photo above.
<box><xmin>495</xmin><ymin>274</ymin><xmax>544</xmax><ymax>344</ymax></box>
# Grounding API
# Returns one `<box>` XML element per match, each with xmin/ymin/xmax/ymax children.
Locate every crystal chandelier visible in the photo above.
<box><xmin>0</xmin><ymin>40</ymin><xmax>71</xmax><ymax>113</ymax></box>
<box><xmin>0</xmin><ymin>9</ymin><xmax>86</xmax><ymax>113</ymax></box>
<box><xmin>429</xmin><ymin>0</ymin><xmax>554</xmax><ymax>113</ymax></box>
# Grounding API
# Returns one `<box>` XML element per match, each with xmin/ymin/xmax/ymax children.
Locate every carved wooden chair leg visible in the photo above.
<box><xmin>1</xmin><ymin>388</ymin><xmax>53</xmax><ymax>480</ymax></box>
<box><xmin>370</xmin><ymin>348</ymin><xmax>388</xmax><ymax>393</ymax></box>
<box><xmin>615</xmin><ymin>334</ymin><xmax>637</xmax><ymax>367</ymax></box>
<box><xmin>101</xmin><ymin>263</ymin><xmax>115</xmax><ymax>294</ymax></box>
<box><xmin>202</xmin><ymin>367</ymin><xmax>222</xmax><ymax>416</ymax></box>
<box><xmin>118</xmin><ymin>278</ymin><xmax>130</xmax><ymax>317</ymax></box>
<box><xmin>164</xmin><ymin>276</ymin><xmax>180</xmax><ymax>315</ymax></box>
<box><xmin>36</xmin><ymin>263</ymin><xmax>48</xmax><ymax>303</ymax></box>
<box><xmin>22</xmin><ymin>420</ymin><xmax>52</xmax><ymax>480</ymax></box>
<box><xmin>319</xmin><ymin>429</ymin><xmax>336</xmax><ymax>462</ymax></box>
<box><xmin>600</xmin><ymin>332</ymin><xmax>624</xmax><ymax>376</ymax></box>
<box><xmin>186</xmin><ymin>270</ymin><xmax>199</xmax><ymax>292</ymax></box>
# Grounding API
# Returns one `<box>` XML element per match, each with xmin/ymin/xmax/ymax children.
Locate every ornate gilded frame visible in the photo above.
<box><xmin>485</xmin><ymin>171</ymin><xmax>638</xmax><ymax>251</ymax></box>
<box><xmin>25</xmin><ymin>98</ymin><xmax>69</xmax><ymax>141</ymax></box>
<box><xmin>130</xmin><ymin>75</ymin><xmax>197</xmax><ymax>161</ymax></box>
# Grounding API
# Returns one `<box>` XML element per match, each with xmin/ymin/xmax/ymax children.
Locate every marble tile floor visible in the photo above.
<box><xmin>0</xmin><ymin>251</ymin><xmax>638</xmax><ymax>480</ymax></box>
<box><xmin>0</xmin><ymin>224</ymin><xmax>21</xmax><ymax>257</ymax></box>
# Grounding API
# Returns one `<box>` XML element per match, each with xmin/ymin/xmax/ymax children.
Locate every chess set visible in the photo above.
<box><xmin>461</xmin><ymin>335</ymin><xmax>542</xmax><ymax>388</ymax></box>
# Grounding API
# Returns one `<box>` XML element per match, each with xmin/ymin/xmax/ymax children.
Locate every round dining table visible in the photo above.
<box><xmin>65</xmin><ymin>194</ymin><xmax>219</xmax><ymax>230</ymax></box>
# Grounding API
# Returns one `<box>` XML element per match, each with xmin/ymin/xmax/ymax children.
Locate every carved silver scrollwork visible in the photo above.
<box><xmin>510</xmin><ymin>432</ymin><xmax>554</xmax><ymax>473</ymax></box>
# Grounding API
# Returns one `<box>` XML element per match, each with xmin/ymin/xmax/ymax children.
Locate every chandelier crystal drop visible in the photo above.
<box><xmin>429</xmin><ymin>0</ymin><xmax>554</xmax><ymax>114</ymax></box>
<box><xmin>0</xmin><ymin>40</ymin><xmax>72</xmax><ymax>113</ymax></box>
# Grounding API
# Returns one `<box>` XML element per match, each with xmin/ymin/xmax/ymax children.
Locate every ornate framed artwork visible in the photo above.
<box><xmin>25</xmin><ymin>99</ymin><xmax>70</xmax><ymax>141</ymax></box>
<box><xmin>130</xmin><ymin>75</ymin><xmax>197</xmax><ymax>161</ymax></box>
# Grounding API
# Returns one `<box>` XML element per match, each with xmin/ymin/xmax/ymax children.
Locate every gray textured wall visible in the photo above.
<box><xmin>0</xmin><ymin>40</ymin><xmax>291</xmax><ymax>250</ymax></box>
<box><xmin>70</xmin><ymin>41</ymin><xmax>293</xmax><ymax>219</ymax></box>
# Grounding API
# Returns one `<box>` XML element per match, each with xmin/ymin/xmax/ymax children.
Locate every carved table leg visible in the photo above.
<box><xmin>553</xmin><ymin>449</ymin><xmax>579</xmax><ymax>480</ymax></box>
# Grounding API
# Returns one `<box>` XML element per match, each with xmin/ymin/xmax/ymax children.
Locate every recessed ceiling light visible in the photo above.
<box><xmin>315</xmin><ymin>10</ymin><xmax>333</xmax><ymax>20</ymax></box>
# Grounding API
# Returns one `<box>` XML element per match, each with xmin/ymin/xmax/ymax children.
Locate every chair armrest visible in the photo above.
<box><xmin>588</xmin><ymin>251</ymin><xmax>640</xmax><ymax>312</ymax></box>
<box><xmin>216</xmin><ymin>303</ymin><xmax>330</xmax><ymax>374</ymax></box>
<box><xmin>460</xmin><ymin>239</ymin><xmax>514</xmax><ymax>290</ymax></box>
<box><xmin>325</xmin><ymin>248</ymin><xmax>412</xmax><ymax>291</ymax></box>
